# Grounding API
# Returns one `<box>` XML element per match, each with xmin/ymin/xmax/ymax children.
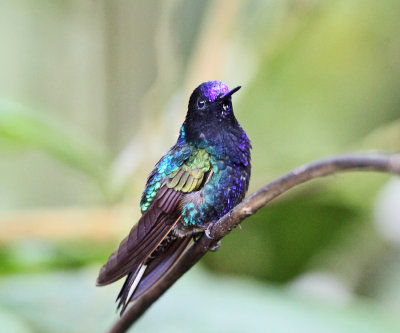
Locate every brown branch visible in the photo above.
<box><xmin>107</xmin><ymin>152</ymin><xmax>400</xmax><ymax>333</ymax></box>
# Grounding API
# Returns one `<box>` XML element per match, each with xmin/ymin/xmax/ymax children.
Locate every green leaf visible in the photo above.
<box><xmin>0</xmin><ymin>102</ymin><xmax>110</xmax><ymax>191</ymax></box>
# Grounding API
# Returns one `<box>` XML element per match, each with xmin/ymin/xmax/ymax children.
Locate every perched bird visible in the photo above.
<box><xmin>97</xmin><ymin>81</ymin><xmax>251</xmax><ymax>314</ymax></box>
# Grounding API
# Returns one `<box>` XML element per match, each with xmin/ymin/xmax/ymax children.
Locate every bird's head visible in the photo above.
<box><xmin>183</xmin><ymin>81</ymin><xmax>241</xmax><ymax>146</ymax></box>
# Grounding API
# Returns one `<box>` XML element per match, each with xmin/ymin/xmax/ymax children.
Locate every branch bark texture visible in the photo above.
<box><xmin>108</xmin><ymin>152</ymin><xmax>400</xmax><ymax>333</ymax></box>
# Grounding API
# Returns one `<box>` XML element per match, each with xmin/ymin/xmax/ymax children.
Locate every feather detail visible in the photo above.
<box><xmin>181</xmin><ymin>175</ymin><xmax>195</xmax><ymax>192</ymax></box>
<box><xmin>96</xmin><ymin>212</ymin><xmax>181</xmax><ymax>286</ymax></box>
<box><xmin>174</xmin><ymin>171</ymin><xmax>190</xmax><ymax>191</ymax></box>
<box><xmin>116</xmin><ymin>264</ymin><xmax>147</xmax><ymax>315</ymax></box>
<box><xmin>166</xmin><ymin>149</ymin><xmax>210</xmax><ymax>193</ymax></box>
<box><xmin>167</xmin><ymin>169</ymin><xmax>184</xmax><ymax>188</ymax></box>
<box><xmin>132</xmin><ymin>235</ymin><xmax>192</xmax><ymax>302</ymax></box>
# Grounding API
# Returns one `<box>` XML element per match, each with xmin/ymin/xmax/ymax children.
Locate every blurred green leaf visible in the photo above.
<box><xmin>0</xmin><ymin>102</ymin><xmax>110</xmax><ymax>192</ymax></box>
<box><xmin>0</xmin><ymin>240</ymin><xmax>112</xmax><ymax>275</ymax></box>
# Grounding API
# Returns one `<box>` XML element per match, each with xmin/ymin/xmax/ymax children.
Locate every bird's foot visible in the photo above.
<box><xmin>209</xmin><ymin>240</ymin><xmax>221</xmax><ymax>252</ymax></box>
<box><xmin>204</xmin><ymin>226</ymin><xmax>214</xmax><ymax>240</ymax></box>
<box><xmin>204</xmin><ymin>226</ymin><xmax>220</xmax><ymax>251</ymax></box>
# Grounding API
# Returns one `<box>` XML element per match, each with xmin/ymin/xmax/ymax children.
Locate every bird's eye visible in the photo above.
<box><xmin>197</xmin><ymin>99</ymin><xmax>206</xmax><ymax>109</ymax></box>
<box><xmin>222</xmin><ymin>102</ymin><xmax>230</xmax><ymax>112</ymax></box>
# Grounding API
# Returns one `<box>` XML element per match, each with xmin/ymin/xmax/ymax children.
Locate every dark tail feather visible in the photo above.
<box><xmin>116</xmin><ymin>264</ymin><xmax>146</xmax><ymax>314</ymax></box>
<box><xmin>132</xmin><ymin>235</ymin><xmax>192</xmax><ymax>301</ymax></box>
<box><xmin>116</xmin><ymin>236</ymin><xmax>191</xmax><ymax>315</ymax></box>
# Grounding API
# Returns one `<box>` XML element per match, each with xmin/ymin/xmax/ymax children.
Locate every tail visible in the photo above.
<box><xmin>116</xmin><ymin>264</ymin><xmax>147</xmax><ymax>313</ymax></box>
<box><xmin>116</xmin><ymin>235</ymin><xmax>192</xmax><ymax>315</ymax></box>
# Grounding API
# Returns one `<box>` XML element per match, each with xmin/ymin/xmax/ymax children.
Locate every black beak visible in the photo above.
<box><xmin>221</xmin><ymin>86</ymin><xmax>241</xmax><ymax>100</ymax></box>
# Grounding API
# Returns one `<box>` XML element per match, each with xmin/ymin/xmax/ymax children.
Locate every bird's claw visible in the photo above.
<box><xmin>204</xmin><ymin>227</ymin><xmax>220</xmax><ymax>251</ymax></box>
<box><xmin>204</xmin><ymin>227</ymin><xmax>214</xmax><ymax>240</ymax></box>
<box><xmin>210</xmin><ymin>240</ymin><xmax>221</xmax><ymax>252</ymax></box>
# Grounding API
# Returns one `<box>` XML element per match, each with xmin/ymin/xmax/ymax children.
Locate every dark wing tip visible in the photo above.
<box><xmin>96</xmin><ymin>249</ymin><xmax>119</xmax><ymax>286</ymax></box>
<box><xmin>96</xmin><ymin>265</ymin><xmax>109</xmax><ymax>286</ymax></box>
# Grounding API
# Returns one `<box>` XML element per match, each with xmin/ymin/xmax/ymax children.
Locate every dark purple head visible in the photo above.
<box><xmin>183</xmin><ymin>81</ymin><xmax>242</xmax><ymax>145</ymax></box>
<box><xmin>189</xmin><ymin>80</ymin><xmax>240</xmax><ymax>108</ymax></box>
<box><xmin>199</xmin><ymin>81</ymin><xmax>230</xmax><ymax>102</ymax></box>
<box><xmin>181</xmin><ymin>81</ymin><xmax>250</xmax><ymax>166</ymax></box>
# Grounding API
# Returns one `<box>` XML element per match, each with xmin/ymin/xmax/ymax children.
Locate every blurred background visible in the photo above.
<box><xmin>0</xmin><ymin>0</ymin><xmax>400</xmax><ymax>332</ymax></box>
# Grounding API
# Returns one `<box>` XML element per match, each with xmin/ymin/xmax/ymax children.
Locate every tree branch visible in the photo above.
<box><xmin>107</xmin><ymin>152</ymin><xmax>400</xmax><ymax>333</ymax></box>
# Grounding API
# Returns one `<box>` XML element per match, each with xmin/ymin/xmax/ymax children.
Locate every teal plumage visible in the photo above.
<box><xmin>140</xmin><ymin>129</ymin><xmax>192</xmax><ymax>213</ymax></box>
<box><xmin>97</xmin><ymin>81</ymin><xmax>251</xmax><ymax>314</ymax></box>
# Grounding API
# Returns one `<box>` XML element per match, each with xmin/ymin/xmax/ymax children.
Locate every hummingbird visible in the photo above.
<box><xmin>97</xmin><ymin>81</ymin><xmax>251</xmax><ymax>314</ymax></box>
